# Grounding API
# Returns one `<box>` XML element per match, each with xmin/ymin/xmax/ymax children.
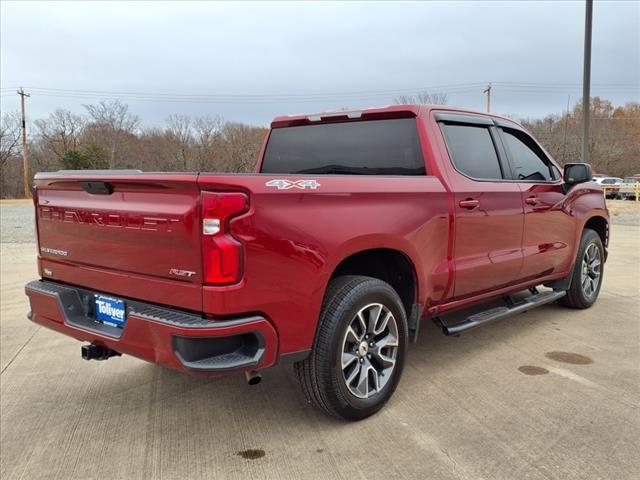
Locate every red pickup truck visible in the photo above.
<box><xmin>26</xmin><ymin>105</ymin><xmax>609</xmax><ymax>420</ymax></box>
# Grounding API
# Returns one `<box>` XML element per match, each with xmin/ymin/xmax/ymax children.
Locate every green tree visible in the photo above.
<box><xmin>59</xmin><ymin>144</ymin><xmax>109</xmax><ymax>170</ymax></box>
<box><xmin>82</xmin><ymin>144</ymin><xmax>109</xmax><ymax>169</ymax></box>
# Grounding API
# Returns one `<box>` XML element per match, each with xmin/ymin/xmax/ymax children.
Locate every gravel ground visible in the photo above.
<box><xmin>0</xmin><ymin>203</ymin><xmax>35</xmax><ymax>244</ymax></box>
<box><xmin>607</xmin><ymin>199</ymin><xmax>640</xmax><ymax>226</ymax></box>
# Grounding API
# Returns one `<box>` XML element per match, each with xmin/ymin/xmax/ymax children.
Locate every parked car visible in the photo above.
<box><xmin>594</xmin><ymin>176</ymin><xmax>623</xmax><ymax>184</ymax></box>
<box><xmin>597</xmin><ymin>177</ymin><xmax>624</xmax><ymax>198</ymax></box>
<box><xmin>25</xmin><ymin>105</ymin><xmax>609</xmax><ymax>420</ymax></box>
<box><xmin>619</xmin><ymin>175</ymin><xmax>640</xmax><ymax>201</ymax></box>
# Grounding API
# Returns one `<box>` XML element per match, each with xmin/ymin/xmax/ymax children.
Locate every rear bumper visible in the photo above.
<box><xmin>25</xmin><ymin>280</ymin><xmax>278</xmax><ymax>375</ymax></box>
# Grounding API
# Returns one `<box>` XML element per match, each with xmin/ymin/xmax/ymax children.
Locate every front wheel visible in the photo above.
<box><xmin>560</xmin><ymin>228</ymin><xmax>604</xmax><ymax>309</ymax></box>
<box><xmin>294</xmin><ymin>276</ymin><xmax>408</xmax><ymax>420</ymax></box>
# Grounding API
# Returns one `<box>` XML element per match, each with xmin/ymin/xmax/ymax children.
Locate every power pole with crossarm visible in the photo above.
<box><xmin>483</xmin><ymin>83</ymin><xmax>492</xmax><ymax>113</ymax></box>
<box><xmin>17</xmin><ymin>87</ymin><xmax>31</xmax><ymax>198</ymax></box>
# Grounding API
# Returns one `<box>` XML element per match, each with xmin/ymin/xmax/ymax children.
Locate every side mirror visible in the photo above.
<box><xmin>564</xmin><ymin>163</ymin><xmax>592</xmax><ymax>185</ymax></box>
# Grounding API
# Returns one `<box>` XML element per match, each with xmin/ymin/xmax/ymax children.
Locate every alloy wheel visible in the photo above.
<box><xmin>581</xmin><ymin>243</ymin><xmax>601</xmax><ymax>298</ymax></box>
<box><xmin>340</xmin><ymin>303</ymin><xmax>399</xmax><ymax>399</ymax></box>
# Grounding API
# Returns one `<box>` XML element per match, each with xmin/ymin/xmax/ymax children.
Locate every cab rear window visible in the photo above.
<box><xmin>261</xmin><ymin>118</ymin><xmax>425</xmax><ymax>175</ymax></box>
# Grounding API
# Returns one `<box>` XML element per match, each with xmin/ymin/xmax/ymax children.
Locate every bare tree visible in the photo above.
<box><xmin>395</xmin><ymin>91</ymin><xmax>448</xmax><ymax>105</ymax></box>
<box><xmin>216</xmin><ymin>123</ymin><xmax>267</xmax><ymax>173</ymax></box>
<box><xmin>193</xmin><ymin>115</ymin><xmax>224</xmax><ymax>171</ymax></box>
<box><xmin>33</xmin><ymin>109</ymin><xmax>85</xmax><ymax>161</ymax></box>
<box><xmin>0</xmin><ymin>111</ymin><xmax>22</xmax><ymax>169</ymax></box>
<box><xmin>83</xmin><ymin>100</ymin><xmax>140</xmax><ymax>167</ymax></box>
<box><xmin>165</xmin><ymin>114</ymin><xmax>193</xmax><ymax>170</ymax></box>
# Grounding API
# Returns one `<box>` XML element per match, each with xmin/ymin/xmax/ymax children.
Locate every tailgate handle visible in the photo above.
<box><xmin>80</xmin><ymin>181</ymin><xmax>114</xmax><ymax>195</ymax></box>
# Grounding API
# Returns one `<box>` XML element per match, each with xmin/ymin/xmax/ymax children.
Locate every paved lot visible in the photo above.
<box><xmin>1</xmin><ymin>202</ymin><xmax>639</xmax><ymax>479</ymax></box>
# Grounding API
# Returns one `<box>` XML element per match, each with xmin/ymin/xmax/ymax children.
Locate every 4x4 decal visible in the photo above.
<box><xmin>265</xmin><ymin>179</ymin><xmax>321</xmax><ymax>190</ymax></box>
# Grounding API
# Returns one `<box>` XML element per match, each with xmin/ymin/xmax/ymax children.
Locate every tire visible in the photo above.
<box><xmin>294</xmin><ymin>275</ymin><xmax>408</xmax><ymax>420</ymax></box>
<box><xmin>560</xmin><ymin>228</ymin><xmax>604</xmax><ymax>309</ymax></box>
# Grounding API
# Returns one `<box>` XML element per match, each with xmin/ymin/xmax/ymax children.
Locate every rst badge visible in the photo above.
<box><xmin>169</xmin><ymin>268</ymin><xmax>196</xmax><ymax>278</ymax></box>
<box><xmin>266</xmin><ymin>179</ymin><xmax>320</xmax><ymax>190</ymax></box>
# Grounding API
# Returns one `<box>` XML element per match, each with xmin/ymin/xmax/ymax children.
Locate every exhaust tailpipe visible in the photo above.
<box><xmin>81</xmin><ymin>343</ymin><xmax>121</xmax><ymax>361</ymax></box>
<box><xmin>245</xmin><ymin>370</ymin><xmax>262</xmax><ymax>385</ymax></box>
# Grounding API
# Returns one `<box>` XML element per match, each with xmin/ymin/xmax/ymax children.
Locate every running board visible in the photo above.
<box><xmin>433</xmin><ymin>290</ymin><xmax>566</xmax><ymax>336</ymax></box>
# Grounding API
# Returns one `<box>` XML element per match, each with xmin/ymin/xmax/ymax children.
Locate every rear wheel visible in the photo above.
<box><xmin>560</xmin><ymin>228</ymin><xmax>604</xmax><ymax>309</ymax></box>
<box><xmin>294</xmin><ymin>275</ymin><xmax>408</xmax><ymax>420</ymax></box>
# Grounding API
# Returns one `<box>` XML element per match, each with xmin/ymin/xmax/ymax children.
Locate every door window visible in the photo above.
<box><xmin>501</xmin><ymin>128</ymin><xmax>555</xmax><ymax>181</ymax></box>
<box><xmin>440</xmin><ymin>124</ymin><xmax>504</xmax><ymax>180</ymax></box>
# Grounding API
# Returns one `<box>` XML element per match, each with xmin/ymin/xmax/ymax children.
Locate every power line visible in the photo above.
<box><xmin>19</xmin><ymin>83</ymin><xmax>484</xmax><ymax>99</ymax></box>
<box><xmin>2</xmin><ymin>81</ymin><xmax>636</xmax><ymax>101</ymax></box>
<box><xmin>10</xmin><ymin>87</ymin><xmax>483</xmax><ymax>104</ymax></box>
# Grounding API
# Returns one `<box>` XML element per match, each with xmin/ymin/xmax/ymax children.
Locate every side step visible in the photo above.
<box><xmin>433</xmin><ymin>290</ymin><xmax>566</xmax><ymax>336</ymax></box>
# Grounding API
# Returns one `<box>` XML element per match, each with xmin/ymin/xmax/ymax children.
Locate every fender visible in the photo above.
<box><xmin>315</xmin><ymin>233</ymin><xmax>425</xmax><ymax>309</ymax></box>
<box><xmin>566</xmin><ymin>183</ymin><xmax>609</xmax><ymax>261</ymax></box>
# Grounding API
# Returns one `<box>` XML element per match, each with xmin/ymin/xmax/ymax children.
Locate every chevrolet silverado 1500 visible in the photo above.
<box><xmin>26</xmin><ymin>105</ymin><xmax>609</xmax><ymax>420</ymax></box>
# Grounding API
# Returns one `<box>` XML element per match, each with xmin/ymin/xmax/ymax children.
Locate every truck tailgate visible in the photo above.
<box><xmin>34</xmin><ymin>173</ymin><xmax>203</xmax><ymax>311</ymax></box>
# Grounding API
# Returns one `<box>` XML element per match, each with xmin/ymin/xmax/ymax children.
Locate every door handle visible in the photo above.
<box><xmin>459</xmin><ymin>199</ymin><xmax>480</xmax><ymax>209</ymax></box>
<box><xmin>525</xmin><ymin>196</ymin><xmax>539</xmax><ymax>206</ymax></box>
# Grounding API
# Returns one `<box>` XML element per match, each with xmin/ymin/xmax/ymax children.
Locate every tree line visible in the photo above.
<box><xmin>1</xmin><ymin>100</ymin><xmax>267</xmax><ymax>198</ymax></box>
<box><xmin>518</xmin><ymin>97</ymin><xmax>638</xmax><ymax>177</ymax></box>
<box><xmin>1</xmin><ymin>96</ymin><xmax>638</xmax><ymax>198</ymax></box>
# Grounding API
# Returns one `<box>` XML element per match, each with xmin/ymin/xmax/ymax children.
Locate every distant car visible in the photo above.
<box><xmin>592</xmin><ymin>173</ymin><xmax>608</xmax><ymax>180</ymax></box>
<box><xmin>598</xmin><ymin>177</ymin><xmax>624</xmax><ymax>199</ymax></box>
<box><xmin>619</xmin><ymin>176</ymin><xmax>640</xmax><ymax>201</ymax></box>
<box><xmin>594</xmin><ymin>176</ymin><xmax>622</xmax><ymax>184</ymax></box>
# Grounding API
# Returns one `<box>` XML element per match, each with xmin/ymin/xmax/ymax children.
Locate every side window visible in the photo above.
<box><xmin>501</xmin><ymin>128</ymin><xmax>554</xmax><ymax>181</ymax></box>
<box><xmin>440</xmin><ymin>124</ymin><xmax>503</xmax><ymax>180</ymax></box>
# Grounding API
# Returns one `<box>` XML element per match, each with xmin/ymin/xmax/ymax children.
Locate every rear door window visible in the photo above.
<box><xmin>261</xmin><ymin>118</ymin><xmax>425</xmax><ymax>175</ymax></box>
<box><xmin>439</xmin><ymin>124</ymin><xmax>504</xmax><ymax>180</ymax></box>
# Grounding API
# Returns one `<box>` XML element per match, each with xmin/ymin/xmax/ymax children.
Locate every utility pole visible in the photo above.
<box><xmin>17</xmin><ymin>87</ymin><xmax>31</xmax><ymax>198</ymax></box>
<box><xmin>483</xmin><ymin>83</ymin><xmax>492</xmax><ymax>113</ymax></box>
<box><xmin>561</xmin><ymin>95</ymin><xmax>571</xmax><ymax>163</ymax></box>
<box><xmin>581</xmin><ymin>0</ymin><xmax>593</xmax><ymax>165</ymax></box>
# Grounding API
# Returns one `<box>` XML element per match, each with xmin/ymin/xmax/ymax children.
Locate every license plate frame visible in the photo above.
<box><xmin>94</xmin><ymin>295</ymin><xmax>127</xmax><ymax>328</ymax></box>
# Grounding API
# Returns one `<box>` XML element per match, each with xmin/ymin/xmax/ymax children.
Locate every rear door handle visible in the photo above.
<box><xmin>525</xmin><ymin>196</ymin><xmax>539</xmax><ymax>205</ymax></box>
<box><xmin>459</xmin><ymin>199</ymin><xmax>480</xmax><ymax>209</ymax></box>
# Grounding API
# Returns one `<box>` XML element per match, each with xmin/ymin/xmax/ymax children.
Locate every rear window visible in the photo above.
<box><xmin>261</xmin><ymin>118</ymin><xmax>425</xmax><ymax>175</ymax></box>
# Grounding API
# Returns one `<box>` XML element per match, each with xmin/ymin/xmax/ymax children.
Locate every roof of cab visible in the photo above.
<box><xmin>270</xmin><ymin>104</ymin><xmax>522</xmax><ymax>129</ymax></box>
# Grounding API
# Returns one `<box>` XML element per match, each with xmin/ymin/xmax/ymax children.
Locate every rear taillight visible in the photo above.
<box><xmin>201</xmin><ymin>191</ymin><xmax>248</xmax><ymax>285</ymax></box>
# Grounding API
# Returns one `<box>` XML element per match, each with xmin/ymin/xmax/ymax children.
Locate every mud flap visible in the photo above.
<box><xmin>408</xmin><ymin>304</ymin><xmax>421</xmax><ymax>343</ymax></box>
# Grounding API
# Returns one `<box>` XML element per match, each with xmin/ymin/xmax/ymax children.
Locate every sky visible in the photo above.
<box><xmin>1</xmin><ymin>0</ymin><xmax>638</xmax><ymax>127</ymax></box>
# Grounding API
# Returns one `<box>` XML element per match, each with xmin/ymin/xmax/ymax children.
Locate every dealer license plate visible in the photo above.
<box><xmin>94</xmin><ymin>295</ymin><xmax>126</xmax><ymax>328</ymax></box>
